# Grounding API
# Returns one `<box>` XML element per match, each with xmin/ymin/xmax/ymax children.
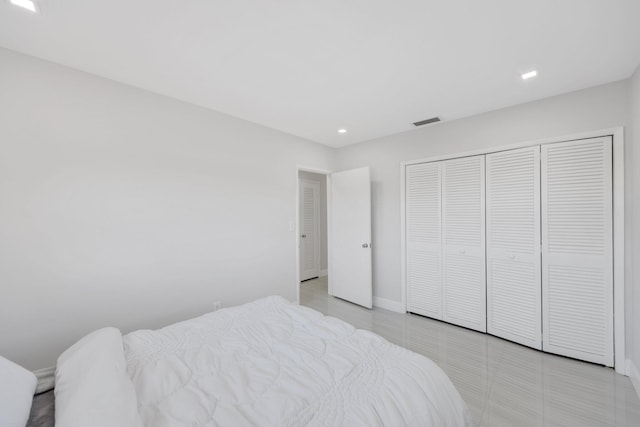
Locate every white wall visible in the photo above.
<box><xmin>1</xmin><ymin>43</ymin><xmax>637</xmax><ymax>375</ymax></box>
<box><xmin>0</xmin><ymin>47</ymin><xmax>335</xmax><ymax>370</ymax></box>
<box><xmin>298</xmin><ymin>171</ymin><xmax>328</xmax><ymax>272</ymax></box>
<box><xmin>335</xmin><ymin>79</ymin><xmax>633</xmax><ymax>352</ymax></box>
<box><xmin>630</xmin><ymin>64</ymin><xmax>640</xmax><ymax>389</ymax></box>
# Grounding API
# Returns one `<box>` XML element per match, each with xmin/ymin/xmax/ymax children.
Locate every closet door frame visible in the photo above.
<box><xmin>400</xmin><ymin>127</ymin><xmax>625</xmax><ymax>374</ymax></box>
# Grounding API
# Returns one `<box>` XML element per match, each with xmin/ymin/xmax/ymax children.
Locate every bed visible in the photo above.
<box><xmin>46</xmin><ymin>296</ymin><xmax>472</xmax><ymax>426</ymax></box>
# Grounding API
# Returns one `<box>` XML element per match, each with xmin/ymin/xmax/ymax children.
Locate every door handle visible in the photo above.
<box><xmin>301</xmin><ymin>234</ymin><xmax>307</xmax><ymax>238</ymax></box>
<box><xmin>362</xmin><ymin>243</ymin><xmax>369</xmax><ymax>248</ymax></box>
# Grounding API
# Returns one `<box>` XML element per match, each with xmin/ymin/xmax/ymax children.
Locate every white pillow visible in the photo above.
<box><xmin>0</xmin><ymin>355</ymin><xmax>37</xmax><ymax>427</ymax></box>
<box><xmin>55</xmin><ymin>327</ymin><xmax>143</xmax><ymax>427</ymax></box>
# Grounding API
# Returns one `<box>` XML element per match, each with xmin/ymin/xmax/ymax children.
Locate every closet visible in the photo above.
<box><xmin>405</xmin><ymin>136</ymin><xmax>614</xmax><ymax>366</ymax></box>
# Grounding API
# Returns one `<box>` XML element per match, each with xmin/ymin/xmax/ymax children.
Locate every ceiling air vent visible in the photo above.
<box><xmin>413</xmin><ymin>117</ymin><xmax>441</xmax><ymax>127</ymax></box>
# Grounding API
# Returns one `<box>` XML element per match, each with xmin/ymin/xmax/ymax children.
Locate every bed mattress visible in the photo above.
<box><xmin>124</xmin><ymin>296</ymin><xmax>472</xmax><ymax>426</ymax></box>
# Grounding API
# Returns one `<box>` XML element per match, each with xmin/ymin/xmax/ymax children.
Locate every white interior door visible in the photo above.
<box><xmin>486</xmin><ymin>146</ymin><xmax>541</xmax><ymax>349</ymax></box>
<box><xmin>542</xmin><ymin>137</ymin><xmax>613</xmax><ymax>366</ymax></box>
<box><xmin>405</xmin><ymin>162</ymin><xmax>443</xmax><ymax>319</ymax></box>
<box><xmin>300</xmin><ymin>179</ymin><xmax>320</xmax><ymax>281</ymax></box>
<box><xmin>330</xmin><ymin>167</ymin><xmax>372</xmax><ymax>308</ymax></box>
<box><xmin>442</xmin><ymin>155</ymin><xmax>486</xmax><ymax>332</ymax></box>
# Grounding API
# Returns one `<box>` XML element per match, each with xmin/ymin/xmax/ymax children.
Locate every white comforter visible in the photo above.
<box><xmin>124</xmin><ymin>296</ymin><xmax>472</xmax><ymax>427</ymax></box>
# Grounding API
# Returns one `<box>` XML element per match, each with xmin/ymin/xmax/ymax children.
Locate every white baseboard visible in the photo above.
<box><xmin>33</xmin><ymin>366</ymin><xmax>55</xmax><ymax>394</ymax></box>
<box><xmin>628</xmin><ymin>359</ymin><xmax>640</xmax><ymax>401</ymax></box>
<box><xmin>319</xmin><ymin>269</ymin><xmax>328</xmax><ymax>277</ymax></box>
<box><xmin>373</xmin><ymin>296</ymin><xmax>405</xmax><ymax>313</ymax></box>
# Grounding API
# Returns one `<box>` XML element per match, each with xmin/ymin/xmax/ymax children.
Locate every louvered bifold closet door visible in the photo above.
<box><xmin>486</xmin><ymin>146</ymin><xmax>541</xmax><ymax>349</ymax></box>
<box><xmin>406</xmin><ymin>162</ymin><xmax>443</xmax><ymax>319</ymax></box>
<box><xmin>542</xmin><ymin>137</ymin><xmax>613</xmax><ymax>366</ymax></box>
<box><xmin>442</xmin><ymin>155</ymin><xmax>486</xmax><ymax>332</ymax></box>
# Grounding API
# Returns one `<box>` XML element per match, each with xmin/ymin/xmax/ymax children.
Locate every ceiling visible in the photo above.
<box><xmin>1</xmin><ymin>1</ymin><xmax>639</xmax><ymax>147</ymax></box>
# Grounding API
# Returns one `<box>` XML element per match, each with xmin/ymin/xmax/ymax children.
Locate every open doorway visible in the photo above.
<box><xmin>298</xmin><ymin>170</ymin><xmax>329</xmax><ymax>300</ymax></box>
<box><xmin>296</xmin><ymin>166</ymin><xmax>372</xmax><ymax>308</ymax></box>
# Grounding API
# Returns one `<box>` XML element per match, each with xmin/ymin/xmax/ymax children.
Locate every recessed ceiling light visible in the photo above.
<box><xmin>338</xmin><ymin>129</ymin><xmax>347</xmax><ymax>134</ymax></box>
<box><xmin>10</xmin><ymin>0</ymin><xmax>37</xmax><ymax>12</ymax></box>
<box><xmin>522</xmin><ymin>70</ymin><xmax>538</xmax><ymax>80</ymax></box>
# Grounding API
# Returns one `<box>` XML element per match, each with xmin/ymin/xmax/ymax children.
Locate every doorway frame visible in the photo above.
<box><xmin>295</xmin><ymin>166</ymin><xmax>332</xmax><ymax>305</ymax></box>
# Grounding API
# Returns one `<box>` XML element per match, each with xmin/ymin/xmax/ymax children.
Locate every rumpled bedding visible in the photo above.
<box><xmin>124</xmin><ymin>296</ymin><xmax>472</xmax><ymax>427</ymax></box>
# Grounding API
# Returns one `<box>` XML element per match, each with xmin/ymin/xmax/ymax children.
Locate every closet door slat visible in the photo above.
<box><xmin>406</xmin><ymin>162</ymin><xmax>443</xmax><ymax>318</ymax></box>
<box><xmin>442</xmin><ymin>155</ymin><xmax>486</xmax><ymax>332</ymax></box>
<box><xmin>486</xmin><ymin>146</ymin><xmax>541</xmax><ymax>349</ymax></box>
<box><xmin>542</xmin><ymin>137</ymin><xmax>613</xmax><ymax>366</ymax></box>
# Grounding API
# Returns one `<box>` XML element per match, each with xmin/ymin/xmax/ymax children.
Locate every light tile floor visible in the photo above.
<box><xmin>300</xmin><ymin>277</ymin><xmax>640</xmax><ymax>426</ymax></box>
